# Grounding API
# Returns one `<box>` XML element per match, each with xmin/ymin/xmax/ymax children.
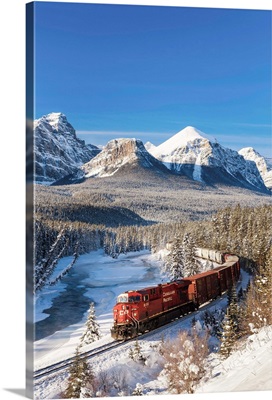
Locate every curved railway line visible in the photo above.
<box><xmin>34</xmin><ymin>287</ymin><xmax>233</xmax><ymax>382</ymax></box>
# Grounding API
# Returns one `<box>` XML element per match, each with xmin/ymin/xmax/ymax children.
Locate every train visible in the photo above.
<box><xmin>110</xmin><ymin>252</ymin><xmax>240</xmax><ymax>340</ymax></box>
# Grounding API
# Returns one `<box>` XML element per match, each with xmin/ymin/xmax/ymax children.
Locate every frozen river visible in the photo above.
<box><xmin>34</xmin><ymin>249</ymin><xmax>163</xmax><ymax>367</ymax></box>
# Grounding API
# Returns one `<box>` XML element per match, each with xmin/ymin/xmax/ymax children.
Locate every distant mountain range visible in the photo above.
<box><xmin>238</xmin><ymin>147</ymin><xmax>272</xmax><ymax>190</ymax></box>
<box><xmin>34</xmin><ymin>113</ymin><xmax>271</xmax><ymax>192</ymax></box>
<box><xmin>146</xmin><ymin>126</ymin><xmax>269</xmax><ymax>192</ymax></box>
<box><xmin>34</xmin><ymin>112</ymin><xmax>100</xmax><ymax>184</ymax></box>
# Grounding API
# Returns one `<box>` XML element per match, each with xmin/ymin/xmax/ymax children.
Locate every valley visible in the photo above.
<box><xmin>34</xmin><ymin>112</ymin><xmax>272</xmax><ymax>280</ymax></box>
<box><xmin>36</xmin><ymin>172</ymin><xmax>272</xmax><ymax>225</ymax></box>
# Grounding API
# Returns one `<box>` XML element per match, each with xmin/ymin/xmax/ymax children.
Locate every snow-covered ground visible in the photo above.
<box><xmin>197</xmin><ymin>325</ymin><xmax>272</xmax><ymax>393</ymax></box>
<box><xmin>34</xmin><ymin>250</ymin><xmax>272</xmax><ymax>399</ymax></box>
<box><xmin>34</xmin><ymin>250</ymin><xmax>163</xmax><ymax>370</ymax></box>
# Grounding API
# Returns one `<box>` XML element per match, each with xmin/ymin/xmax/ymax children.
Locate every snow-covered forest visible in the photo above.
<box><xmin>33</xmin><ymin>199</ymin><xmax>272</xmax><ymax>399</ymax></box>
<box><xmin>35</xmin><ymin>204</ymin><xmax>272</xmax><ymax>291</ymax></box>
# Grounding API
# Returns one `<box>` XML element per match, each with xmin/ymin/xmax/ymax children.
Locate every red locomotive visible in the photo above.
<box><xmin>111</xmin><ymin>252</ymin><xmax>240</xmax><ymax>340</ymax></box>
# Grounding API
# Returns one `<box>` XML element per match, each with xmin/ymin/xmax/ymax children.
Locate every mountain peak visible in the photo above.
<box><xmin>37</xmin><ymin>112</ymin><xmax>72</xmax><ymax>133</ymax></box>
<box><xmin>239</xmin><ymin>147</ymin><xmax>272</xmax><ymax>189</ymax></box>
<box><xmin>148</xmin><ymin>126</ymin><xmax>268</xmax><ymax>192</ymax></box>
<box><xmin>150</xmin><ymin>126</ymin><xmax>207</xmax><ymax>157</ymax></box>
<box><xmin>81</xmin><ymin>137</ymin><xmax>169</xmax><ymax>178</ymax></box>
<box><xmin>34</xmin><ymin>113</ymin><xmax>98</xmax><ymax>184</ymax></box>
<box><xmin>239</xmin><ymin>147</ymin><xmax>259</xmax><ymax>156</ymax></box>
<box><xmin>174</xmin><ymin>125</ymin><xmax>207</xmax><ymax>142</ymax></box>
<box><xmin>145</xmin><ymin>141</ymin><xmax>157</xmax><ymax>152</ymax></box>
<box><xmin>37</xmin><ymin>112</ymin><xmax>67</xmax><ymax>123</ymax></box>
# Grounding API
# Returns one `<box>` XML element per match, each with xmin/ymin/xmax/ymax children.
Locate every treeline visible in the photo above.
<box><xmin>35</xmin><ymin>204</ymin><xmax>272</xmax><ymax>265</ymax></box>
<box><xmin>105</xmin><ymin>204</ymin><xmax>272</xmax><ymax>267</ymax></box>
<box><xmin>35</xmin><ymin>204</ymin><xmax>271</xmax><ymax>281</ymax></box>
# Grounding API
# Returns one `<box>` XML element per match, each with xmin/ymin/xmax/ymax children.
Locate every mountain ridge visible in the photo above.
<box><xmin>81</xmin><ymin>137</ymin><xmax>172</xmax><ymax>178</ymax></box>
<box><xmin>239</xmin><ymin>147</ymin><xmax>272</xmax><ymax>190</ymax></box>
<box><xmin>148</xmin><ymin>126</ymin><xmax>268</xmax><ymax>192</ymax></box>
<box><xmin>33</xmin><ymin>113</ymin><xmax>270</xmax><ymax>193</ymax></box>
<box><xmin>34</xmin><ymin>112</ymin><xmax>99</xmax><ymax>184</ymax></box>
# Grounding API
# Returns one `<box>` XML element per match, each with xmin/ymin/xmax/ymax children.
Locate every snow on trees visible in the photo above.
<box><xmin>80</xmin><ymin>302</ymin><xmax>101</xmax><ymax>345</ymax></box>
<box><xmin>128</xmin><ymin>339</ymin><xmax>146</xmax><ymax>364</ymax></box>
<box><xmin>132</xmin><ymin>383</ymin><xmax>144</xmax><ymax>396</ymax></box>
<box><xmin>159</xmin><ymin>330</ymin><xmax>209</xmax><ymax>394</ymax></box>
<box><xmin>49</xmin><ymin>242</ymin><xmax>79</xmax><ymax>285</ymax></box>
<box><xmin>163</xmin><ymin>232</ymin><xmax>199</xmax><ymax>280</ymax></box>
<box><xmin>182</xmin><ymin>232</ymin><xmax>199</xmax><ymax>276</ymax></box>
<box><xmin>242</xmin><ymin>259</ymin><xmax>272</xmax><ymax>332</ymax></box>
<box><xmin>62</xmin><ymin>346</ymin><xmax>95</xmax><ymax>398</ymax></box>
<box><xmin>34</xmin><ymin>228</ymin><xmax>69</xmax><ymax>292</ymax></box>
<box><xmin>163</xmin><ymin>235</ymin><xmax>184</xmax><ymax>280</ymax></box>
<box><xmin>202</xmin><ymin>309</ymin><xmax>225</xmax><ymax>338</ymax></box>
<box><xmin>219</xmin><ymin>308</ymin><xmax>238</xmax><ymax>359</ymax></box>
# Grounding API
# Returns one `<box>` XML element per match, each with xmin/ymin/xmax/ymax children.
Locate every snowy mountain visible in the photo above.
<box><xmin>151</xmin><ymin>126</ymin><xmax>208</xmax><ymax>157</ymax></box>
<box><xmin>239</xmin><ymin>147</ymin><xmax>272</xmax><ymax>190</ymax></box>
<box><xmin>34</xmin><ymin>112</ymin><xmax>99</xmax><ymax>184</ymax></box>
<box><xmin>81</xmin><ymin>138</ymin><xmax>170</xmax><ymax>178</ymax></box>
<box><xmin>148</xmin><ymin>126</ymin><xmax>267</xmax><ymax>192</ymax></box>
<box><xmin>144</xmin><ymin>141</ymin><xmax>157</xmax><ymax>153</ymax></box>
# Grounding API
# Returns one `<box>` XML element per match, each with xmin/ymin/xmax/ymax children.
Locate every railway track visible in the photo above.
<box><xmin>34</xmin><ymin>340</ymin><xmax>125</xmax><ymax>380</ymax></box>
<box><xmin>34</xmin><ymin>289</ymin><xmax>231</xmax><ymax>382</ymax></box>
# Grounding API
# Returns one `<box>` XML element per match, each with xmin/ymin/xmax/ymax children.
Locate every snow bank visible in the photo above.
<box><xmin>197</xmin><ymin>325</ymin><xmax>272</xmax><ymax>393</ymax></box>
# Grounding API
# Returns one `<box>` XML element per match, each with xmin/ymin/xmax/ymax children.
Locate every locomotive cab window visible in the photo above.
<box><xmin>143</xmin><ymin>295</ymin><xmax>149</xmax><ymax>302</ymax></box>
<box><xmin>128</xmin><ymin>295</ymin><xmax>141</xmax><ymax>303</ymax></box>
<box><xmin>117</xmin><ymin>294</ymin><xmax>128</xmax><ymax>303</ymax></box>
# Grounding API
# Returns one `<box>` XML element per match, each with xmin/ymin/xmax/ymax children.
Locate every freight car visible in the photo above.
<box><xmin>195</xmin><ymin>248</ymin><xmax>225</xmax><ymax>264</ymax></box>
<box><xmin>111</xmin><ymin>254</ymin><xmax>240</xmax><ymax>340</ymax></box>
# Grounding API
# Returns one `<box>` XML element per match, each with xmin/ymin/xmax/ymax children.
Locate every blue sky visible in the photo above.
<box><xmin>34</xmin><ymin>2</ymin><xmax>271</xmax><ymax>156</ymax></box>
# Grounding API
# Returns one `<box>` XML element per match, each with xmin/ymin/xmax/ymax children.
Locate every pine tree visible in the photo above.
<box><xmin>80</xmin><ymin>302</ymin><xmax>101</xmax><ymax>345</ymax></box>
<box><xmin>132</xmin><ymin>383</ymin><xmax>143</xmax><ymax>396</ymax></box>
<box><xmin>238</xmin><ymin>287</ymin><xmax>244</xmax><ymax>301</ymax></box>
<box><xmin>164</xmin><ymin>235</ymin><xmax>184</xmax><ymax>280</ymax></box>
<box><xmin>182</xmin><ymin>232</ymin><xmax>199</xmax><ymax>277</ymax></box>
<box><xmin>219</xmin><ymin>308</ymin><xmax>237</xmax><ymax>359</ymax></box>
<box><xmin>128</xmin><ymin>347</ymin><xmax>134</xmax><ymax>360</ymax></box>
<box><xmin>63</xmin><ymin>346</ymin><xmax>94</xmax><ymax>398</ymax></box>
<box><xmin>130</xmin><ymin>339</ymin><xmax>146</xmax><ymax>363</ymax></box>
<box><xmin>227</xmin><ymin>285</ymin><xmax>240</xmax><ymax>335</ymax></box>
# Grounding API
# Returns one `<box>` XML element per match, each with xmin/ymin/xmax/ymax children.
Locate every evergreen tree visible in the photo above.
<box><xmin>128</xmin><ymin>347</ymin><xmax>134</xmax><ymax>360</ymax></box>
<box><xmin>63</xmin><ymin>346</ymin><xmax>94</xmax><ymax>398</ymax></box>
<box><xmin>219</xmin><ymin>308</ymin><xmax>237</xmax><ymax>359</ymax></box>
<box><xmin>132</xmin><ymin>383</ymin><xmax>143</xmax><ymax>396</ymax></box>
<box><xmin>227</xmin><ymin>285</ymin><xmax>240</xmax><ymax>335</ymax></box>
<box><xmin>182</xmin><ymin>232</ymin><xmax>199</xmax><ymax>277</ymax></box>
<box><xmin>191</xmin><ymin>316</ymin><xmax>197</xmax><ymax>329</ymax></box>
<box><xmin>130</xmin><ymin>339</ymin><xmax>146</xmax><ymax>363</ymax></box>
<box><xmin>164</xmin><ymin>235</ymin><xmax>184</xmax><ymax>280</ymax></box>
<box><xmin>238</xmin><ymin>287</ymin><xmax>244</xmax><ymax>301</ymax></box>
<box><xmin>80</xmin><ymin>302</ymin><xmax>101</xmax><ymax>345</ymax></box>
